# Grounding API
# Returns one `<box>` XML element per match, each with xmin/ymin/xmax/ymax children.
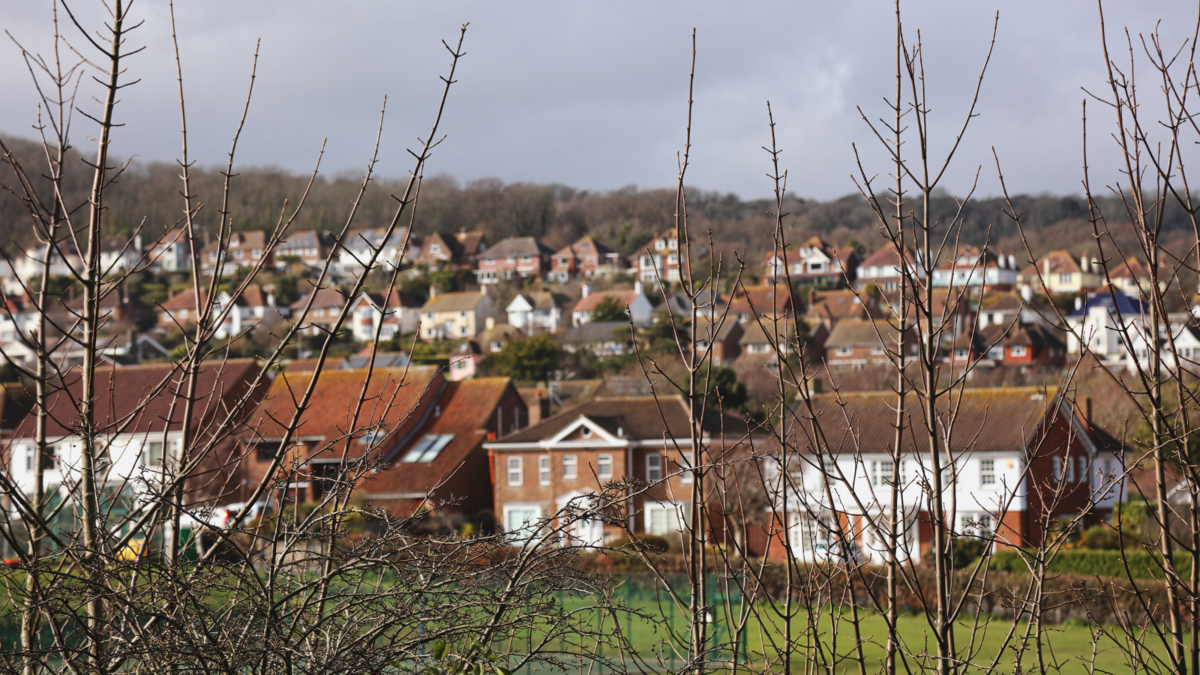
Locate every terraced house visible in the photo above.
<box><xmin>777</xmin><ymin>388</ymin><xmax>1124</xmax><ymax>563</ymax></box>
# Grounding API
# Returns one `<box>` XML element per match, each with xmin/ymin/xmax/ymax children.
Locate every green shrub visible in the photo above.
<box><xmin>990</xmin><ymin>548</ymin><xmax>1191</xmax><ymax>580</ymax></box>
<box><xmin>1077</xmin><ymin>524</ymin><xmax>1122</xmax><ymax>550</ymax></box>
<box><xmin>922</xmin><ymin>537</ymin><xmax>986</xmax><ymax>569</ymax></box>
<box><xmin>610</xmin><ymin>533</ymin><xmax>670</xmax><ymax>553</ymax></box>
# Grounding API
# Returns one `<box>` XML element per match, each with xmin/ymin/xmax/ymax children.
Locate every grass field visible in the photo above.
<box><xmin>515</xmin><ymin>594</ymin><xmax>1172</xmax><ymax>675</ymax></box>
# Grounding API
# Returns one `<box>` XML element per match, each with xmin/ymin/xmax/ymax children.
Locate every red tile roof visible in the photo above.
<box><xmin>364</xmin><ymin>378</ymin><xmax>516</xmax><ymax>495</ymax></box>
<box><xmin>13</xmin><ymin>360</ymin><xmax>263</xmax><ymax>440</ymax></box>
<box><xmin>244</xmin><ymin>366</ymin><xmax>442</xmax><ymax>454</ymax></box>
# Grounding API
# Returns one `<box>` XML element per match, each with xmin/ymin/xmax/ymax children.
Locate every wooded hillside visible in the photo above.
<box><xmin>2</xmin><ymin>134</ymin><xmax>1191</xmax><ymax>270</ymax></box>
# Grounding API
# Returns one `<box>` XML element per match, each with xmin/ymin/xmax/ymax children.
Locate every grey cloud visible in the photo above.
<box><xmin>0</xmin><ymin>1</ymin><xmax>1191</xmax><ymax>200</ymax></box>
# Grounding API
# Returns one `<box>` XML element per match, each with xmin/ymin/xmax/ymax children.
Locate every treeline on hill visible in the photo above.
<box><xmin>1</xmin><ymin>133</ymin><xmax>1193</xmax><ymax>265</ymax></box>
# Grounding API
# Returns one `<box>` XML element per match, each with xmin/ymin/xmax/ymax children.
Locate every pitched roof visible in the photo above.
<box><xmin>245</xmin><ymin>366</ymin><xmax>441</xmax><ymax>447</ymax></box>
<box><xmin>729</xmin><ymin>284</ymin><xmax>795</xmax><ymax>318</ymax></box>
<box><xmin>553</xmin><ymin>235</ymin><xmax>618</xmax><ymax>259</ymax></box>
<box><xmin>805</xmin><ymin>290</ymin><xmax>879</xmax><ymax>321</ymax></box>
<box><xmin>478</xmin><ymin>324</ymin><xmax>524</xmax><ymax>344</ymax></box>
<box><xmin>160</xmin><ymin>288</ymin><xmax>207</xmax><ymax>312</ymax></box>
<box><xmin>278</xmin><ymin>230</ymin><xmax>333</xmax><ymax>252</ymax></box>
<box><xmin>290</xmin><ymin>286</ymin><xmax>348</xmax><ymax>310</ymax></box>
<box><xmin>739</xmin><ymin>320</ymin><xmax>798</xmax><ymax>346</ymax></box>
<box><xmin>859</xmin><ymin>246</ymin><xmax>913</xmax><ymax>269</ymax></box>
<box><xmin>13</xmin><ymin>360</ymin><xmax>262</xmax><ymax>439</ymax></box>
<box><xmin>980</xmin><ymin>323</ymin><xmax>1066</xmax><ymax>350</ymax></box>
<box><xmin>573</xmin><ymin>290</ymin><xmax>640</xmax><ymax>314</ymax></box>
<box><xmin>1067</xmin><ymin>287</ymin><xmax>1147</xmax><ymax>318</ymax></box>
<box><xmin>493</xmin><ymin>396</ymin><xmax>748</xmax><ymax>444</ymax></box>
<box><xmin>791</xmin><ymin>387</ymin><xmax>1064</xmax><ymax>456</ymax></box>
<box><xmin>561</xmin><ymin>321</ymin><xmax>629</xmax><ymax>345</ymax></box>
<box><xmin>979</xmin><ymin>292</ymin><xmax>1026</xmax><ymax>312</ymax></box>
<box><xmin>692</xmin><ymin>317</ymin><xmax>742</xmax><ymax>342</ymax></box>
<box><xmin>1020</xmin><ymin>250</ymin><xmax>1080</xmax><ymax>277</ymax></box>
<box><xmin>481</xmin><ymin>237</ymin><xmax>553</xmax><ymax>259</ymax></box>
<box><xmin>825</xmin><ymin>319</ymin><xmax>907</xmax><ymax>348</ymax></box>
<box><xmin>423</xmin><ymin>291</ymin><xmax>488</xmax><ymax>313</ymax></box>
<box><xmin>455</xmin><ymin>230</ymin><xmax>487</xmax><ymax>255</ymax></box>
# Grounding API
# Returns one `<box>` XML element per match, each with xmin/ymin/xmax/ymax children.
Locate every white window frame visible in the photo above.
<box><xmin>1010</xmin><ymin>345</ymin><xmax>1027</xmax><ymax>357</ymax></box>
<box><xmin>538</xmin><ymin>455</ymin><xmax>551</xmax><ymax>486</ymax></box>
<box><xmin>646</xmin><ymin>453</ymin><xmax>662</xmax><ymax>483</ymax></box>
<box><xmin>835</xmin><ymin>346</ymin><xmax>853</xmax><ymax>357</ymax></box>
<box><xmin>507</xmin><ymin>456</ymin><xmax>523</xmax><ymax>486</ymax></box>
<box><xmin>678</xmin><ymin>451</ymin><xmax>694</xmax><ymax>484</ymax></box>
<box><xmin>980</xmin><ymin>459</ymin><xmax>996</xmax><ymax>487</ymax></box>
<box><xmin>503</xmin><ymin>503</ymin><xmax>542</xmax><ymax>534</ymax></box>
<box><xmin>597</xmin><ymin>454</ymin><xmax>613</xmax><ymax>481</ymax></box>
<box><xmin>645</xmin><ymin>500</ymin><xmax>686</xmax><ymax>536</ymax></box>
<box><xmin>562</xmin><ymin>455</ymin><xmax>578</xmax><ymax>480</ymax></box>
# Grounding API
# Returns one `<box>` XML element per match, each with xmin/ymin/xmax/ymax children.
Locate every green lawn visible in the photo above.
<box><xmin>524</xmin><ymin>595</ymin><xmax>1171</xmax><ymax>675</ymax></box>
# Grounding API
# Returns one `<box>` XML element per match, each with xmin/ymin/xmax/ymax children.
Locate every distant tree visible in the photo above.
<box><xmin>489</xmin><ymin>334</ymin><xmax>560</xmax><ymax>382</ymax></box>
<box><xmin>704</xmin><ymin>366</ymin><xmax>748</xmax><ymax>412</ymax></box>
<box><xmin>589</xmin><ymin>295</ymin><xmax>627</xmax><ymax>323</ymax></box>
<box><xmin>274</xmin><ymin>275</ymin><xmax>300</xmax><ymax>306</ymax></box>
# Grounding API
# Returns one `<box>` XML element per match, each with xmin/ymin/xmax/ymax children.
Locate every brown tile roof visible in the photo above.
<box><xmin>805</xmin><ymin>290</ymin><xmax>879</xmax><ymax>322</ymax></box>
<box><xmin>455</xmin><ymin>230</ymin><xmax>487</xmax><ymax>255</ymax></box>
<box><xmin>494</xmin><ymin>396</ymin><xmax>748</xmax><ymax>444</ymax></box>
<box><xmin>793</xmin><ymin>386</ymin><xmax>1063</xmax><ymax>455</ymax></box>
<box><xmin>13</xmin><ymin>360</ymin><xmax>263</xmax><ymax>439</ymax></box>
<box><xmin>481</xmin><ymin>237</ymin><xmax>553</xmax><ymax>259</ymax></box>
<box><xmin>730</xmin><ymin>284</ymin><xmax>795</xmax><ymax>318</ymax></box>
<box><xmin>825</xmin><ymin>319</ymin><xmax>907</xmax><ymax>347</ymax></box>
<box><xmin>740</xmin><ymin>320</ymin><xmax>798</xmax><ymax>346</ymax></box>
<box><xmin>423</xmin><ymin>291</ymin><xmax>488</xmax><ymax>313</ymax></box>
<box><xmin>364</xmin><ymin>377</ymin><xmax>515</xmax><ymax>494</ymax></box>
<box><xmin>1019</xmin><ymin>250</ymin><xmax>1080</xmax><ymax>277</ymax></box>
<box><xmin>980</xmin><ymin>323</ymin><xmax>1066</xmax><ymax>350</ymax></box>
<box><xmin>1110</xmin><ymin>257</ymin><xmax>1149</xmax><ymax>280</ymax></box>
<box><xmin>979</xmin><ymin>291</ymin><xmax>1025</xmax><ymax>312</ymax></box>
<box><xmin>860</xmin><ymin>246</ymin><xmax>914</xmax><ymax>269</ymax></box>
<box><xmin>290</xmin><ymin>286</ymin><xmax>349</xmax><ymax>310</ymax></box>
<box><xmin>573</xmin><ymin>290</ymin><xmax>639</xmax><ymax>314</ymax></box>
<box><xmin>160</xmin><ymin>288</ymin><xmax>207</xmax><ymax>312</ymax></box>
<box><xmin>553</xmin><ymin>235</ymin><xmax>617</xmax><ymax>259</ymax></box>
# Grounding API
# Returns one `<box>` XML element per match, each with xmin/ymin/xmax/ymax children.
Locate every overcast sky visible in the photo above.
<box><xmin>0</xmin><ymin>1</ymin><xmax>1192</xmax><ymax>201</ymax></box>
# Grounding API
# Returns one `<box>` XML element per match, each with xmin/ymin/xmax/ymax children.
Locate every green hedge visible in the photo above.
<box><xmin>990</xmin><ymin>549</ymin><xmax>1193</xmax><ymax>580</ymax></box>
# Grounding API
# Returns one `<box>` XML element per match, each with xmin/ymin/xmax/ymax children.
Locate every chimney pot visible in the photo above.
<box><xmin>485</xmin><ymin>316</ymin><xmax>495</xmax><ymax>331</ymax></box>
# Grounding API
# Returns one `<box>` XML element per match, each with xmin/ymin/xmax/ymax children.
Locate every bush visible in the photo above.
<box><xmin>609</xmin><ymin>533</ymin><xmax>670</xmax><ymax>554</ymax></box>
<box><xmin>1077</xmin><ymin>523</ymin><xmax>1122</xmax><ymax>550</ymax></box>
<box><xmin>990</xmin><ymin>548</ymin><xmax>1191</xmax><ymax>580</ymax></box>
<box><xmin>922</xmin><ymin>537</ymin><xmax>986</xmax><ymax>569</ymax></box>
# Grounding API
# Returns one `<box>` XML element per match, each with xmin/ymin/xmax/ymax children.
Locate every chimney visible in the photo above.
<box><xmin>134</xmin><ymin>234</ymin><xmax>143</xmax><ymax>253</ymax></box>
<box><xmin>581</xmin><ymin>283</ymin><xmax>591</xmax><ymax>298</ymax></box>
<box><xmin>1080</xmin><ymin>252</ymin><xmax>1089</xmax><ymax>272</ymax></box>
<box><xmin>1008</xmin><ymin>254</ymin><xmax>1016</xmax><ymax>270</ymax></box>
<box><xmin>1075</xmin><ymin>296</ymin><xmax>1084</xmax><ymax>311</ymax></box>
<box><xmin>634</xmin><ymin>280</ymin><xmax>644</xmax><ymax>296</ymax></box>
<box><xmin>1085</xmin><ymin>397</ymin><xmax>1093</xmax><ymax>428</ymax></box>
<box><xmin>1020</xmin><ymin>285</ymin><xmax>1033</xmax><ymax>302</ymax></box>
<box><xmin>267</xmin><ymin>290</ymin><xmax>276</xmax><ymax>307</ymax></box>
<box><xmin>485</xmin><ymin>316</ymin><xmax>495</xmax><ymax>331</ymax></box>
<box><xmin>1043</xmin><ymin>257</ymin><xmax>1050</xmax><ymax>278</ymax></box>
<box><xmin>429</xmin><ymin>284</ymin><xmax>439</xmax><ymax>299</ymax></box>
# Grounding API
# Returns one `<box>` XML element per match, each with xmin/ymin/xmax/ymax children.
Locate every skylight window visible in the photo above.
<box><xmin>401</xmin><ymin>434</ymin><xmax>455</xmax><ymax>463</ymax></box>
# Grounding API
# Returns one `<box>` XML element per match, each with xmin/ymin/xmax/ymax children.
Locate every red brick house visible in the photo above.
<box><xmin>476</xmin><ymin>237</ymin><xmax>554</xmax><ymax>283</ymax></box>
<box><xmin>692</xmin><ymin>317</ymin><xmax>744</xmax><ymax>366</ymax></box>
<box><xmin>549</xmin><ymin>236</ymin><xmax>627</xmax><ymax>282</ymax></box>
<box><xmin>361</xmin><ymin>377</ymin><xmax>527</xmax><ymax>522</ymax></box>
<box><xmin>484</xmin><ymin>396</ymin><xmax>750</xmax><ymax>545</ymax></box>
<box><xmin>980</xmin><ymin>323</ymin><xmax>1067</xmax><ymax>368</ymax></box>
<box><xmin>201</xmin><ymin>231</ymin><xmax>272</xmax><ymax>273</ymax></box>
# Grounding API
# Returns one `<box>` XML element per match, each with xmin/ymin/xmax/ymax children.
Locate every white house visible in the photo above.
<box><xmin>147</xmin><ymin>228</ymin><xmax>193</xmax><ymax>273</ymax></box>
<box><xmin>1126</xmin><ymin>320</ymin><xmax>1200</xmax><ymax>374</ymax></box>
<box><xmin>570</xmin><ymin>283</ymin><xmax>654</xmax><ymax>327</ymax></box>
<box><xmin>1064</xmin><ymin>288</ymin><xmax>1147</xmax><ymax>358</ymax></box>
<box><xmin>213</xmin><ymin>286</ymin><xmax>289</xmax><ymax>340</ymax></box>
<box><xmin>347</xmin><ymin>289</ymin><xmax>421</xmax><ymax>342</ymax></box>
<box><xmin>777</xmin><ymin>388</ymin><xmax>1124</xmax><ymax>564</ymax></box>
<box><xmin>931</xmin><ymin>249</ymin><xmax>1019</xmax><ymax>291</ymax></box>
<box><xmin>6</xmin><ymin>361</ymin><xmax>263</xmax><ymax>519</ymax></box>
<box><xmin>506</xmin><ymin>291</ymin><xmax>567</xmax><ymax>334</ymax></box>
<box><xmin>337</xmin><ymin>228</ymin><xmax>418</xmax><ymax>278</ymax></box>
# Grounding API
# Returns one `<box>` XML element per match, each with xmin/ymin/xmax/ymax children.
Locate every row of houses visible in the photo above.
<box><xmin>0</xmin><ymin>356</ymin><xmax>1127</xmax><ymax>562</ymax></box>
